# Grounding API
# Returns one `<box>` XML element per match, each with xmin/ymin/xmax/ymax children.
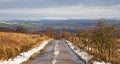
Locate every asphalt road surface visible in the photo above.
<box><xmin>30</xmin><ymin>40</ymin><xmax>84</xmax><ymax>64</ymax></box>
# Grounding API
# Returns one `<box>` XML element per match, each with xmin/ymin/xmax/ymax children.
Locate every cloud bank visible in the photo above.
<box><xmin>0</xmin><ymin>0</ymin><xmax>120</xmax><ymax>19</ymax></box>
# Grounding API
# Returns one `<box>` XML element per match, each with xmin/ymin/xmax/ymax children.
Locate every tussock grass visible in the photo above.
<box><xmin>0</xmin><ymin>32</ymin><xmax>50</xmax><ymax>60</ymax></box>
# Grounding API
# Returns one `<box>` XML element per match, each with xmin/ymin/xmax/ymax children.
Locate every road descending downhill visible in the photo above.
<box><xmin>30</xmin><ymin>40</ymin><xmax>84</xmax><ymax>64</ymax></box>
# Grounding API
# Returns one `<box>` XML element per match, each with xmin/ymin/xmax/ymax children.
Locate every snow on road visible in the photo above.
<box><xmin>30</xmin><ymin>40</ymin><xmax>84</xmax><ymax>64</ymax></box>
<box><xmin>2</xmin><ymin>39</ymin><xmax>112</xmax><ymax>64</ymax></box>
<box><xmin>52</xmin><ymin>41</ymin><xmax>59</xmax><ymax>64</ymax></box>
<box><xmin>0</xmin><ymin>40</ymin><xmax>50</xmax><ymax>64</ymax></box>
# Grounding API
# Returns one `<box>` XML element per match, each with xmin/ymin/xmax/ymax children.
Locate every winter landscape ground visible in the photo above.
<box><xmin>0</xmin><ymin>19</ymin><xmax>120</xmax><ymax>64</ymax></box>
<box><xmin>0</xmin><ymin>0</ymin><xmax>120</xmax><ymax>64</ymax></box>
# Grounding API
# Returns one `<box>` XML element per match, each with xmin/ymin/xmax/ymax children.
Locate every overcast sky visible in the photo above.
<box><xmin>0</xmin><ymin>0</ymin><xmax>120</xmax><ymax>19</ymax></box>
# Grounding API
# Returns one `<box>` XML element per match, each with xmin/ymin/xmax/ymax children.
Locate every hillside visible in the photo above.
<box><xmin>0</xmin><ymin>19</ymin><xmax>120</xmax><ymax>33</ymax></box>
<box><xmin>0</xmin><ymin>32</ymin><xmax>50</xmax><ymax>60</ymax></box>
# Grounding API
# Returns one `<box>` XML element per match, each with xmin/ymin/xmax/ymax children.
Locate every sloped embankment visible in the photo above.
<box><xmin>0</xmin><ymin>32</ymin><xmax>51</xmax><ymax>64</ymax></box>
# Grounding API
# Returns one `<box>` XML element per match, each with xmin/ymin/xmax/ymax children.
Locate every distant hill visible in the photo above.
<box><xmin>0</xmin><ymin>19</ymin><xmax>120</xmax><ymax>33</ymax></box>
<box><xmin>3</xmin><ymin>19</ymin><xmax>120</xmax><ymax>24</ymax></box>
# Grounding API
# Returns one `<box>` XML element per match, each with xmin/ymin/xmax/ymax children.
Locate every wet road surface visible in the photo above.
<box><xmin>30</xmin><ymin>40</ymin><xmax>84</xmax><ymax>64</ymax></box>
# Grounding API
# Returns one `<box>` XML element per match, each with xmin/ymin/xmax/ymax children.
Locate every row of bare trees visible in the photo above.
<box><xmin>91</xmin><ymin>21</ymin><xmax>118</xmax><ymax>61</ymax></box>
<box><xmin>45</xmin><ymin>20</ymin><xmax>119</xmax><ymax>63</ymax></box>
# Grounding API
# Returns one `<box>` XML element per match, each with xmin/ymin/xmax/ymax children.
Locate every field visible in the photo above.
<box><xmin>0</xmin><ymin>32</ymin><xmax>50</xmax><ymax>60</ymax></box>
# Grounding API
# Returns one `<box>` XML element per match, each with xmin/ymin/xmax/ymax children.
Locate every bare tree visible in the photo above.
<box><xmin>16</xmin><ymin>26</ymin><xmax>29</xmax><ymax>33</ymax></box>
<box><xmin>91</xmin><ymin>20</ymin><xmax>118</xmax><ymax>60</ymax></box>
<box><xmin>45</xmin><ymin>27</ymin><xmax>54</xmax><ymax>38</ymax></box>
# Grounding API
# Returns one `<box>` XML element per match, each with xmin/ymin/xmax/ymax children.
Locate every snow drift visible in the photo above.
<box><xmin>0</xmin><ymin>40</ymin><xmax>50</xmax><ymax>64</ymax></box>
<box><xmin>65</xmin><ymin>40</ymin><xmax>111</xmax><ymax>64</ymax></box>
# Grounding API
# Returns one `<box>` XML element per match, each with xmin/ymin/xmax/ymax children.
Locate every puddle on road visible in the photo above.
<box><xmin>52</xmin><ymin>41</ymin><xmax>59</xmax><ymax>64</ymax></box>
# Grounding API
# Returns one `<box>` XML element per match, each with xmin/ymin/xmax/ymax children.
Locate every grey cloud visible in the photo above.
<box><xmin>0</xmin><ymin>0</ymin><xmax>120</xmax><ymax>9</ymax></box>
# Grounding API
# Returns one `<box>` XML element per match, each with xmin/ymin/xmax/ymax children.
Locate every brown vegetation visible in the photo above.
<box><xmin>0</xmin><ymin>32</ymin><xmax>50</xmax><ymax>60</ymax></box>
<box><xmin>50</xmin><ymin>20</ymin><xmax>120</xmax><ymax>63</ymax></box>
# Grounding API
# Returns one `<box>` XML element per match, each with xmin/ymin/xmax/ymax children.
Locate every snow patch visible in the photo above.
<box><xmin>66</xmin><ymin>40</ymin><xmax>93</xmax><ymax>62</ymax></box>
<box><xmin>52</xmin><ymin>41</ymin><xmax>59</xmax><ymax>64</ymax></box>
<box><xmin>65</xmin><ymin>40</ymin><xmax>111</xmax><ymax>64</ymax></box>
<box><xmin>0</xmin><ymin>40</ymin><xmax>50</xmax><ymax>64</ymax></box>
<box><xmin>93</xmin><ymin>61</ymin><xmax>111</xmax><ymax>64</ymax></box>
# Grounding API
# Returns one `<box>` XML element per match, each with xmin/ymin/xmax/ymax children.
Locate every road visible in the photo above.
<box><xmin>30</xmin><ymin>40</ymin><xmax>84</xmax><ymax>64</ymax></box>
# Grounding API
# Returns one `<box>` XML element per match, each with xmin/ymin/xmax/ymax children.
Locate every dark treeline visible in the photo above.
<box><xmin>45</xmin><ymin>20</ymin><xmax>120</xmax><ymax>63</ymax></box>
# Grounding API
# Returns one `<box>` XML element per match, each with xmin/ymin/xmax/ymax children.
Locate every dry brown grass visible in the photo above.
<box><xmin>0</xmin><ymin>32</ymin><xmax>50</xmax><ymax>60</ymax></box>
<box><xmin>116</xmin><ymin>39</ymin><xmax>120</xmax><ymax>47</ymax></box>
<box><xmin>67</xmin><ymin>37</ymin><xmax>120</xmax><ymax>63</ymax></box>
